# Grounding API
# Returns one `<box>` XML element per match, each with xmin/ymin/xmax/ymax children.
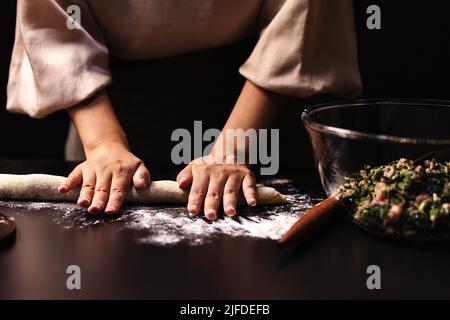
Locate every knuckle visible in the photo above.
<box><xmin>111</xmin><ymin>187</ymin><xmax>126</xmax><ymax>196</ymax></box>
<box><xmin>190</xmin><ymin>189</ymin><xmax>206</xmax><ymax>197</ymax></box>
<box><xmin>207</xmin><ymin>191</ymin><xmax>221</xmax><ymax>200</ymax></box>
<box><xmin>232</xmin><ymin>168</ymin><xmax>241</xmax><ymax>176</ymax></box>
<box><xmin>114</xmin><ymin>161</ymin><xmax>132</xmax><ymax>175</ymax></box>
<box><xmin>95</xmin><ymin>187</ymin><xmax>109</xmax><ymax>193</ymax></box>
<box><xmin>82</xmin><ymin>184</ymin><xmax>95</xmax><ymax>191</ymax></box>
<box><xmin>205</xmin><ymin>163</ymin><xmax>218</xmax><ymax>172</ymax></box>
<box><xmin>224</xmin><ymin>189</ymin><xmax>238</xmax><ymax>196</ymax></box>
<box><xmin>118</xmin><ymin>165</ymin><xmax>132</xmax><ymax>176</ymax></box>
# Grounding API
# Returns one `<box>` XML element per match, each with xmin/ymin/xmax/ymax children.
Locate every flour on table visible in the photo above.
<box><xmin>0</xmin><ymin>180</ymin><xmax>322</xmax><ymax>246</ymax></box>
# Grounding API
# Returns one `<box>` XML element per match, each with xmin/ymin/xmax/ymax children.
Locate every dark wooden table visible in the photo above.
<box><xmin>0</xmin><ymin>159</ymin><xmax>449</xmax><ymax>299</ymax></box>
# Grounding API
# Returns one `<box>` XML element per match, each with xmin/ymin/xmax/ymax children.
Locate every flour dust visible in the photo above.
<box><xmin>0</xmin><ymin>180</ymin><xmax>322</xmax><ymax>246</ymax></box>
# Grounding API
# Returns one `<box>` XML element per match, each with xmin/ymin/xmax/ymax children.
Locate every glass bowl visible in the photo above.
<box><xmin>302</xmin><ymin>99</ymin><xmax>450</xmax><ymax>196</ymax></box>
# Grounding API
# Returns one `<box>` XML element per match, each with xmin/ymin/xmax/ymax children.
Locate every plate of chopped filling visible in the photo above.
<box><xmin>336</xmin><ymin>158</ymin><xmax>450</xmax><ymax>241</ymax></box>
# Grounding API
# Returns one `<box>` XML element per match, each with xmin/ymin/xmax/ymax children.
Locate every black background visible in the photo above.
<box><xmin>1</xmin><ymin>0</ymin><xmax>449</xmax><ymax>161</ymax></box>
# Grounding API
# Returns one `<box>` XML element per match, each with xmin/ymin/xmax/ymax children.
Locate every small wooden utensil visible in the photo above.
<box><xmin>278</xmin><ymin>195</ymin><xmax>341</xmax><ymax>246</ymax></box>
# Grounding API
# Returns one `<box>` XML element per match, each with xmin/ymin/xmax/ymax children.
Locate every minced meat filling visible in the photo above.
<box><xmin>337</xmin><ymin>158</ymin><xmax>450</xmax><ymax>236</ymax></box>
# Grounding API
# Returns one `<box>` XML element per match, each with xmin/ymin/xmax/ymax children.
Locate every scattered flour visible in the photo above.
<box><xmin>0</xmin><ymin>180</ymin><xmax>322</xmax><ymax>246</ymax></box>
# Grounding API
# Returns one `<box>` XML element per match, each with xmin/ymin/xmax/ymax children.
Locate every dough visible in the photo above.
<box><xmin>0</xmin><ymin>174</ymin><xmax>287</xmax><ymax>205</ymax></box>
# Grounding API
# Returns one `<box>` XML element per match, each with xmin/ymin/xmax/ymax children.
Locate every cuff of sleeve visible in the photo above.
<box><xmin>6</xmin><ymin>0</ymin><xmax>112</xmax><ymax>118</ymax></box>
<box><xmin>7</xmin><ymin>62</ymin><xmax>112</xmax><ymax>119</ymax></box>
<box><xmin>239</xmin><ymin>0</ymin><xmax>362</xmax><ymax>99</ymax></box>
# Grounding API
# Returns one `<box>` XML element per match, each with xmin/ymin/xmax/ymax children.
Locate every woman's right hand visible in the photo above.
<box><xmin>59</xmin><ymin>91</ymin><xmax>150</xmax><ymax>215</ymax></box>
<box><xmin>58</xmin><ymin>141</ymin><xmax>151</xmax><ymax>215</ymax></box>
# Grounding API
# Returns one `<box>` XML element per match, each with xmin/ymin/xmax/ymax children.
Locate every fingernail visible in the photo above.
<box><xmin>206</xmin><ymin>209</ymin><xmax>217</xmax><ymax>220</ymax></box>
<box><xmin>58</xmin><ymin>185</ymin><xmax>67</xmax><ymax>193</ymax></box>
<box><xmin>188</xmin><ymin>205</ymin><xmax>198</xmax><ymax>214</ymax></box>
<box><xmin>249</xmin><ymin>198</ymin><xmax>257</xmax><ymax>206</ymax></box>
<box><xmin>78</xmin><ymin>199</ymin><xmax>89</xmax><ymax>207</ymax></box>
<box><xmin>225</xmin><ymin>206</ymin><xmax>236</xmax><ymax>216</ymax></box>
<box><xmin>88</xmin><ymin>206</ymin><xmax>98</xmax><ymax>214</ymax></box>
<box><xmin>104</xmin><ymin>207</ymin><xmax>115</xmax><ymax>215</ymax></box>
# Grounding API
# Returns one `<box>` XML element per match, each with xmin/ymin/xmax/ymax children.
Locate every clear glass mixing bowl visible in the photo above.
<box><xmin>302</xmin><ymin>99</ymin><xmax>450</xmax><ymax>196</ymax></box>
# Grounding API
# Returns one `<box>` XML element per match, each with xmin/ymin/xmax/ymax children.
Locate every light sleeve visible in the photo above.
<box><xmin>6</xmin><ymin>0</ymin><xmax>111</xmax><ymax>118</ymax></box>
<box><xmin>239</xmin><ymin>0</ymin><xmax>362</xmax><ymax>98</ymax></box>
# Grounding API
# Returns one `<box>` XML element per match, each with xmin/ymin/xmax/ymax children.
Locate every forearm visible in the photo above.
<box><xmin>67</xmin><ymin>91</ymin><xmax>129</xmax><ymax>155</ymax></box>
<box><xmin>222</xmin><ymin>80</ymin><xmax>287</xmax><ymax>131</ymax></box>
<box><xmin>212</xmin><ymin>80</ymin><xmax>287</xmax><ymax>158</ymax></box>
<box><xmin>63</xmin><ymin>90</ymin><xmax>150</xmax><ymax>215</ymax></box>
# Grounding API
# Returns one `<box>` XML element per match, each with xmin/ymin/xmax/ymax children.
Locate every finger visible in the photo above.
<box><xmin>242</xmin><ymin>171</ymin><xmax>257</xmax><ymax>206</ymax></box>
<box><xmin>59</xmin><ymin>165</ymin><xmax>82</xmax><ymax>193</ymax></box>
<box><xmin>105</xmin><ymin>171</ymin><xmax>133</xmax><ymax>215</ymax></box>
<box><xmin>78</xmin><ymin>169</ymin><xmax>96</xmax><ymax>207</ymax></box>
<box><xmin>204</xmin><ymin>174</ymin><xmax>226</xmax><ymax>221</ymax></box>
<box><xmin>133</xmin><ymin>163</ymin><xmax>151</xmax><ymax>189</ymax></box>
<box><xmin>223</xmin><ymin>175</ymin><xmax>243</xmax><ymax>217</ymax></box>
<box><xmin>177</xmin><ymin>164</ymin><xmax>193</xmax><ymax>189</ymax></box>
<box><xmin>187</xmin><ymin>169</ymin><xmax>209</xmax><ymax>216</ymax></box>
<box><xmin>88</xmin><ymin>173</ymin><xmax>112</xmax><ymax>214</ymax></box>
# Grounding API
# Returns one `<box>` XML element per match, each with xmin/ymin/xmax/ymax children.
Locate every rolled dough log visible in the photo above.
<box><xmin>0</xmin><ymin>174</ymin><xmax>287</xmax><ymax>205</ymax></box>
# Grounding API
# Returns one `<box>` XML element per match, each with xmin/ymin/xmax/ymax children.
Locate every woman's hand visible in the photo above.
<box><xmin>59</xmin><ymin>91</ymin><xmax>150</xmax><ymax>215</ymax></box>
<box><xmin>59</xmin><ymin>141</ymin><xmax>150</xmax><ymax>215</ymax></box>
<box><xmin>175</xmin><ymin>81</ymin><xmax>286</xmax><ymax>220</ymax></box>
<box><xmin>176</xmin><ymin>155</ymin><xmax>257</xmax><ymax>220</ymax></box>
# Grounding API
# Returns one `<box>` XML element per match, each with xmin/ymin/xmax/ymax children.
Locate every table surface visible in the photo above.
<box><xmin>0</xmin><ymin>159</ymin><xmax>449</xmax><ymax>300</ymax></box>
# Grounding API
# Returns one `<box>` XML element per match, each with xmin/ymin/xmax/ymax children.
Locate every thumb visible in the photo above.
<box><xmin>133</xmin><ymin>163</ymin><xmax>151</xmax><ymax>189</ymax></box>
<box><xmin>177</xmin><ymin>164</ymin><xmax>193</xmax><ymax>189</ymax></box>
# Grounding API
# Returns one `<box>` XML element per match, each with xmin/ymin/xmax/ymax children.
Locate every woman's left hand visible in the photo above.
<box><xmin>176</xmin><ymin>155</ymin><xmax>257</xmax><ymax>220</ymax></box>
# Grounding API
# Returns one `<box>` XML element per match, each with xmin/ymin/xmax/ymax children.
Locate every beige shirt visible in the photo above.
<box><xmin>7</xmin><ymin>0</ymin><xmax>362</xmax><ymax>118</ymax></box>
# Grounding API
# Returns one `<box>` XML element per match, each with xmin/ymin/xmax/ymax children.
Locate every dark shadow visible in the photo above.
<box><xmin>0</xmin><ymin>229</ymin><xmax>16</xmax><ymax>252</ymax></box>
<box><xmin>276</xmin><ymin>214</ymin><xmax>344</xmax><ymax>267</ymax></box>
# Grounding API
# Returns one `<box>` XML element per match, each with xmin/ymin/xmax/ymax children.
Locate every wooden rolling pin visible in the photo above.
<box><xmin>278</xmin><ymin>195</ymin><xmax>341</xmax><ymax>246</ymax></box>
